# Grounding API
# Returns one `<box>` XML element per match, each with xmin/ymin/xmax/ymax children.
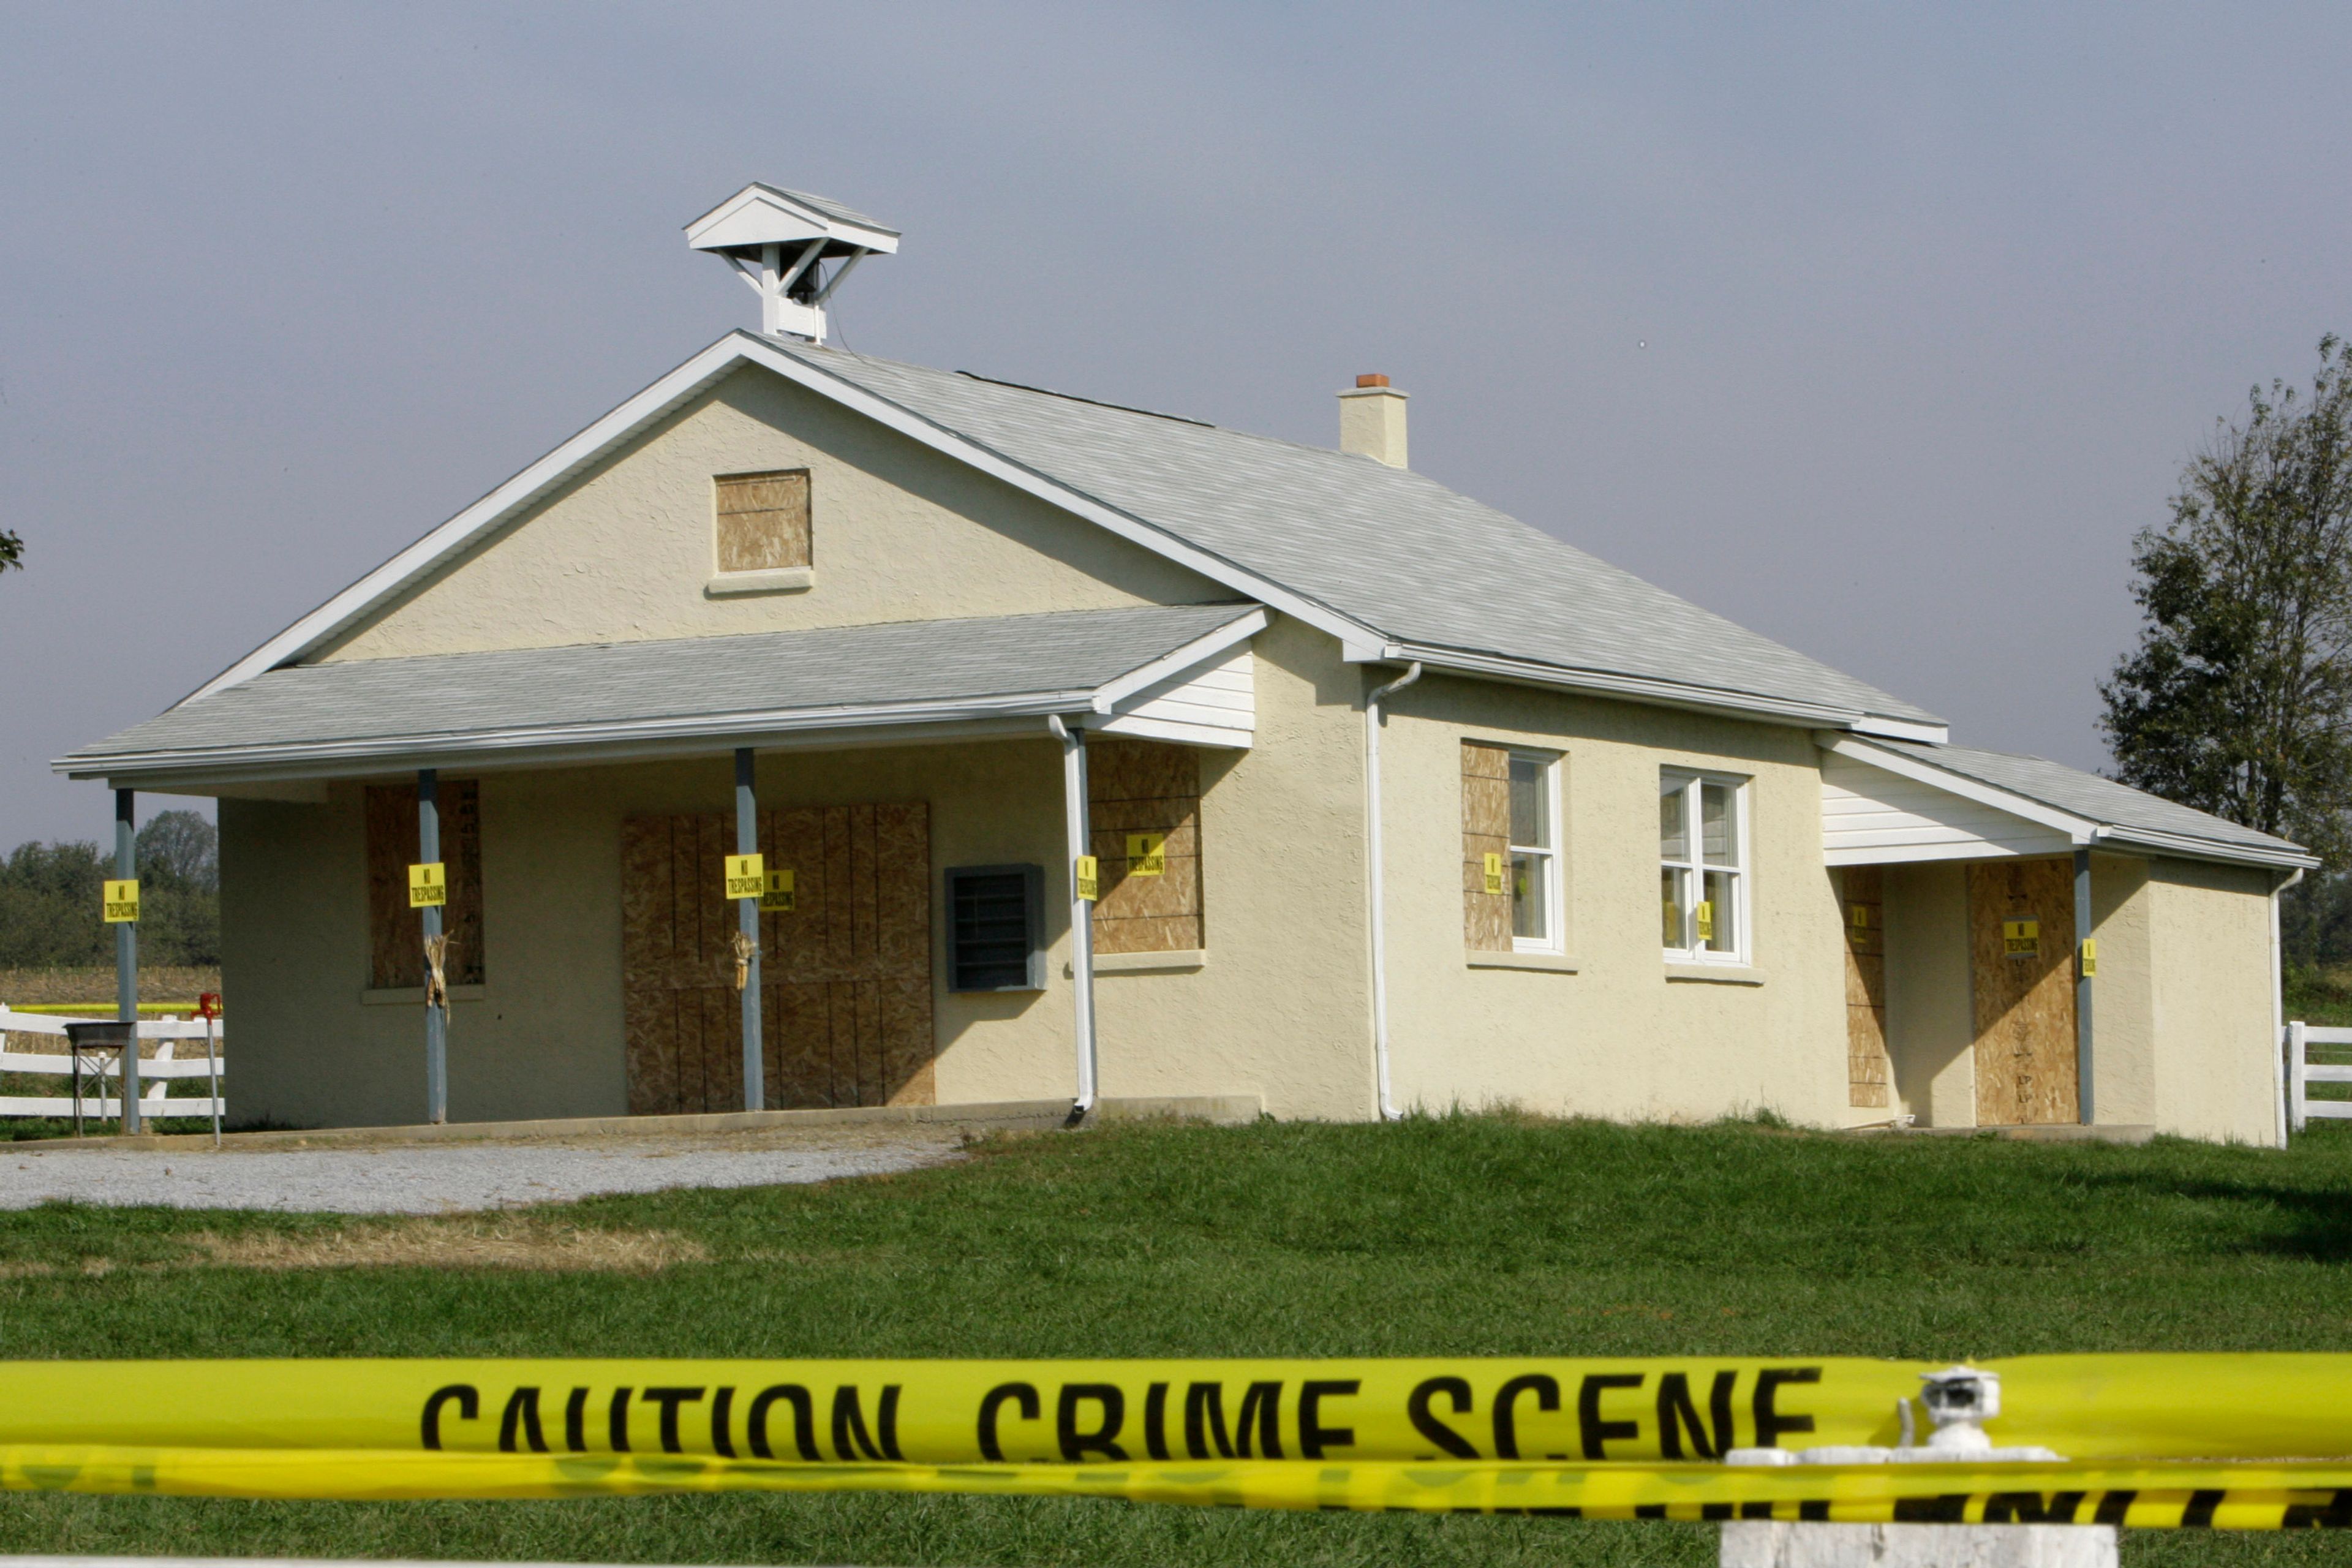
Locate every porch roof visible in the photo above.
<box><xmin>56</xmin><ymin>601</ymin><xmax>1265</xmax><ymax>788</ymax></box>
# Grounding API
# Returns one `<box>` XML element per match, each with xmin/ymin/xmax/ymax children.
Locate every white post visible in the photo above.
<box><xmin>2291</xmin><ymin>1019</ymin><xmax>2310</xmax><ymax>1135</ymax></box>
<box><xmin>1051</xmin><ymin>717</ymin><xmax>1097</xmax><ymax>1120</ymax></box>
<box><xmin>206</xmin><ymin>1012</ymin><xmax>220</xmax><ymax>1148</ymax></box>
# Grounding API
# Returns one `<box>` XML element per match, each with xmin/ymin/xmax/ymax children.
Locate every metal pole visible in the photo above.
<box><xmin>115</xmin><ymin>789</ymin><xmax>140</xmax><ymax>1134</ymax></box>
<box><xmin>1052</xmin><ymin>717</ymin><xmax>1098</xmax><ymax>1120</ymax></box>
<box><xmin>736</xmin><ymin>747</ymin><xmax>764</xmax><ymax>1112</ymax></box>
<box><xmin>420</xmin><ymin>768</ymin><xmax>447</xmax><ymax>1125</ymax></box>
<box><xmin>2074</xmin><ymin>846</ymin><xmax>2095</xmax><ymax>1126</ymax></box>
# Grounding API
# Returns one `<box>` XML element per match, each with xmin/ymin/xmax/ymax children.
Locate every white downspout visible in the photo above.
<box><xmin>1049</xmin><ymin>715</ymin><xmax>1099</xmax><ymax>1122</ymax></box>
<box><xmin>1365</xmin><ymin>661</ymin><xmax>1423</xmax><ymax>1121</ymax></box>
<box><xmin>2272</xmin><ymin>865</ymin><xmax>2305</xmax><ymax>1150</ymax></box>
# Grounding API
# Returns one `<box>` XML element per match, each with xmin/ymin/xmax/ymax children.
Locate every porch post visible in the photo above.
<box><xmin>115</xmin><ymin>788</ymin><xmax>140</xmax><ymax>1133</ymax></box>
<box><xmin>2074</xmin><ymin>846</ymin><xmax>2095</xmax><ymax>1125</ymax></box>
<box><xmin>1052</xmin><ymin>717</ymin><xmax>1098</xmax><ymax>1120</ymax></box>
<box><xmin>736</xmin><ymin>746</ymin><xmax>764</xmax><ymax>1112</ymax></box>
<box><xmin>420</xmin><ymin>768</ymin><xmax>447</xmax><ymax>1125</ymax></box>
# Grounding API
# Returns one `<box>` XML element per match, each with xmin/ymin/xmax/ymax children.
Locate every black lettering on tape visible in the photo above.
<box><xmin>710</xmin><ymin>1386</ymin><xmax>736</xmax><ymax>1459</ymax></box>
<box><xmin>1751</xmin><ymin>1367</ymin><xmax>1820</xmax><ymax>1449</ymax></box>
<box><xmin>1798</xmin><ymin>1501</ymin><xmax>1831</xmax><ymax>1522</ymax></box>
<box><xmin>1893</xmin><ymin>1495</ymin><xmax>1969</xmax><ymax>1523</ymax></box>
<box><xmin>1577</xmin><ymin>1373</ymin><xmax>1643</xmax><ymax>1460</ymax></box>
<box><xmin>832</xmin><ymin>1385</ymin><xmax>902</xmax><ymax>1461</ymax></box>
<box><xmin>1057</xmin><ymin>1383</ymin><xmax>1128</xmax><ymax>1461</ymax></box>
<box><xmin>1491</xmin><ymin>1374</ymin><xmax>1559</xmax><ymax>1461</ymax></box>
<box><xmin>978</xmin><ymin>1382</ymin><xmax>1041</xmax><ymax>1463</ymax></box>
<box><xmin>608</xmin><ymin>1387</ymin><xmax>633</xmax><ymax>1453</ymax></box>
<box><xmin>1406</xmin><ymin>1376</ymin><xmax>1479</xmax><ymax>1459</ymax></box>
<box><xmin>2182</xmin><ymin>1490</ymin><xmax>2225</xmax><ymax>1528</ymax></box>
<box><xmin>1739</xmin><ymin>1501</ymin><xmax>1775</xmax><ymax>1520</ymax></box>
<box><xmin>1984</xmin><ymin>1492</ymin><xmax>2084</xmax><ymax>1525</ymax></box>
<box><xmin>1634</xmin><ymin>1505</ymin><xmax>1667</xmax><ymax>1519</ymax></box>
<box><xmin>564</xmin><ymin>1388</ymin><xmax>589</xmax><ymax>1453</ymax></box>
<box><xmin>1234</xmin><ymin>1381</ymin><xmax>1283</xmax><ymax>1458</ymax></box>
<box><xmin>2092</xmin><ymin>1491</ymin><xmax>2136</xmax><ymax>1526</ymax></box>
<box><xmin>749</xmin><ymin>1385</ymin><xmax>820</xmax><ymax>1461</ymax></box>
<box><xmin>1185</xmin><ymin>1382</ymin><xmax>1233</xmax><ymax>1460</ymax></box>
<box><xmin>643</xmin><ymin>1387</ymin><xmax>707</xmax><ymax>1455</ymax></box>
<box><xmin>1655</xmin><ymin>1371</ymin><xmax>1733</xmax><ymax>1460</ymax></box>
<box><xmin>497</xmin><ymin>1387</ymin><xmax>548</xmax><ymax>1454</ymax></box>
<box><xmin>2282</xmin><ymin>1490</ymin><xmax>2352</xmax><ymax>1528</ymax></box>
<box><xmin>1299</xmin><ymin>1379</ymin><xmax>1359</xmax><ymax>1459</ymax></box>
<box><xmin>420</xmin><ymin>1384</ymin><xmax>478</xmax><ymax>1450</ymax></box>
<box><xmin>1701</xmin><ymin>1504</ymin><xmax>1735</xmax><ymax>1521</ymax></box>
<box><xmin>1144</xmin><ymin>1382</ymin><xmax>1171</xmax><ymax>1461</ymax></box>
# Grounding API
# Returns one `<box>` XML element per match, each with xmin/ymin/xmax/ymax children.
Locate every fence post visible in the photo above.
<box><xmin>2290</xmin><ymin>1020</ymin><xmax>2310</xmax><ymax>1136</ymax></box>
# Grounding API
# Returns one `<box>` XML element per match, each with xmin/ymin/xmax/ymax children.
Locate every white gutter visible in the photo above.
<box><xmin>1364</xmin><ymin>661</ymin><xmax>1422</xmax><ymax>1121</ymax></box>
<box><xmin>2273</xmin><ymin>866</ymin><xmax>2306</xmax><ymax>1150</ymax></box>
<box><xmin>1049</xmin><ymin>715</ymin><xmax>1099</xmax><ymax>1122</ymax></box>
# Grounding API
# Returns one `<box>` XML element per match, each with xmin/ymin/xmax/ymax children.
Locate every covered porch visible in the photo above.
<box><xmin>1821</xmin><ymin>735</ymin><xmax>2312</xmax><ymax>1140</ymax></box>
<box><xmin>56</xmin><ymin>602</ymin><xmax>1265</xmax><ymax>1130</ymax></box>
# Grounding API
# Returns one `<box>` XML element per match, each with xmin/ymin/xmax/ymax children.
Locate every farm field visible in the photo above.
<box><xmin>1</xmin><ymin>1113</ymin><xmax>2351</xmax><ymax>1567</ymax></box>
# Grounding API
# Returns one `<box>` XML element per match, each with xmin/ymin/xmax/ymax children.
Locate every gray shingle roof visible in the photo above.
<box><xmin>62</xmin><ymin>602</ymin><xmax>1254</xmax><ymax>775</ymax></box>
<box><xmin>777</xmin><ymin>342</ymin><xmax>1940</xmax><ymax>728</ymax></box>
<box><xmin>1876</xmin><ymin>741</ymin><xmax>2313</xmax><ymax>864</ymax></box>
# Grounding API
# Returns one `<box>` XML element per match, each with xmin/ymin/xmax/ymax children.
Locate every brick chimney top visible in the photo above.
<box><xmin>1355</xmin><ymin>374</ymin><xmax>1390</xmax><ymax>388</ymax></box>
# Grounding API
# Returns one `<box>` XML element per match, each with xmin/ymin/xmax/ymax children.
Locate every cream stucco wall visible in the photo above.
<box><xmin>1369</xmin><ymin>674</ymin><xmax>1856</xmax><ymax>1126</ymax></box>
<box><xmin>319</xmin><ymin>365</ymin><xmax>1224</xmax><ymax>662</ymax></box>
<box><xmin>1883</xmin><ymin>861</ymin><xmax>1973</xmax><ymax>1127</ymax></box>
<box><xmin>2147</xmin><ymin>858</ymin><xmax>2280</xmax><ymax>1144</ymax></box>
<box><xmin>2088</xmin><ymin>853</ymin><xmax>2156</xmax><ymax>1129</ymax></box>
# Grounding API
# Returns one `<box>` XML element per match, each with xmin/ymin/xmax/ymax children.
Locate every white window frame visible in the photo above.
<box><xmin>1659</xmin><ymin>769</ymin><xmax>1751</xmax><ymax>966</ymax></box>
<box><xmin>1509</xmin><ymin>750</ymin><xmax>1564</xmax><ymax>954</ymax></box>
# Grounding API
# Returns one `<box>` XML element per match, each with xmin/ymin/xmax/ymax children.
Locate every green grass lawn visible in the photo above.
<box><xmin>7</xmin><ymin>1113</ymin><xmax>2352</xmax><ymax>1566</ymax></box>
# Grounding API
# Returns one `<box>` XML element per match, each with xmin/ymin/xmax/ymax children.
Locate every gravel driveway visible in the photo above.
<box><xmin>0</xmin><ymin>1128</ymin><xmax>964</xmax><ymax>1214</ymax></box>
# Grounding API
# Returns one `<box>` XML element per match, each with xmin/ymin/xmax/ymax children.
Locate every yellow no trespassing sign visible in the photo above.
<box><xmin>100</xmin><ymin>880</ymin><xmax>140</xmax><ymax>924</ymax></box>
<box><xmin>761</xmin><ymin>869</ymin><xmax>796</xmax><ymax>913</ymax></box>
<box><xmin>724</xmin><ymin>854</ymin><xmax>764</xmax><ymax>901</ymax></box>
<box><xmin>407</xmin><ymin>863</ymin><xmax>447</xmax><ymax>908</ymax></box>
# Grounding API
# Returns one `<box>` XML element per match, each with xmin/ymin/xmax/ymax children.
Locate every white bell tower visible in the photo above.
<box><xmin>685</xmin><ymin>183</ymin><xmax>900</xmax><ymax>344</ymax></box>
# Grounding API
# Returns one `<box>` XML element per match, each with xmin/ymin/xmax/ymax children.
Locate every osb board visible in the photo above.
<box><xmin>1968</xmin><ymin>858</ymin><xmax>2078</xmax><ymax>1126</ymax></box>
<box><xmin>365</xmin><ymin>780</ymin><xmax>484</xmax><ymax>990</ymax></box>
<box><xmin>714</xmin><ymin>469</ymin><xmax>811</xmax><ymax>573</ymax></box>
<box><xmin>1461</xmin><ymin>742</ymin><xmax>1511</xmax><ymax>952</ymax></box>
<box><xmin>1841</xmin><ymin>865</ymin><xmax>1889</xmax><ymax>1109</ymax></box>
<box><xmin>622</xmin><ymin>802</ymin><xmax>932</xmax><ymax>1117</ymax></box>
<box><xmin>1088</xmin><ymin>739</ymin><xmax>1203</xmax><ymax>954</ymax></box>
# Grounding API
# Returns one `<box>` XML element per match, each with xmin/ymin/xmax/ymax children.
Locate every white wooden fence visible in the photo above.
<box><xmin>2285</xmin><ymin>1021</ymin><xmax>2352</xmax><ymax>1134</ymax></box>
<box><xmin>0</xmin><ymin>1006</ymin><xmax>224</xmax><ymax>1120</ymax></box>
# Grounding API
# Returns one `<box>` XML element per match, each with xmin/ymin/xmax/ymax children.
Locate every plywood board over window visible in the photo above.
<box><xmin>365</xmin><ymin>780</ymin><xmax>484</xmax><ymax>990</ymax></box>
<box><xmin>1967</xmin><ymin>858</ymin><xmax>2078</xmax><ymax>1126</ymax></box>
<box><xmin>1841</xmin><ymin>866</ymin><xmax>1889</xmax><ymax>1108</ymax></box>
<box><xmin>714</xmin><ymin>469</ymin><xmax>812</xmax><ymax>573</ymax></box>
<box><xmin>621</xmin><ymin>802</ymin><xmax>931</xmax><ymax>1115</ymax></box>
<box><xmin>1461</xmin><ymin>742</ymin><xmax>1511</xmax><ymax>951</ymax></box>
<box><xmin>1088</xmin><ymin>739</ymin><xmax>1204</xmax><ymax>954</ymax></box>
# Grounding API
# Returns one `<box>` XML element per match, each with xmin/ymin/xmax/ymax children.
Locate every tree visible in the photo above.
<box><xmin>2101</xmin><ymin>336</ymin><xmax>2352</xmax><ymax>869</ymax></box>
<box><xmin>0</xmin><ymin>532</ymin><xmax>19</xmax><ymax>574</ymax></box>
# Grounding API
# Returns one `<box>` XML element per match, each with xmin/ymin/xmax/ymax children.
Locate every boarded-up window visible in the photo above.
<box><xmin>1842</xmin><ymin>865</ymin><xmax>1889</xmax><ymax>1107</ymax></box>
<box><xmin>366</xmin><ymin>780</ymin><xmax>484</xmax><ymax>990</ymax></box>
<box><xmin>714</xmin><ymin>470</ymin><xmax>812</xmax><ymax>573</ymax></box>
<box><xmin>1088</xmin><ymin>739</ymin><xmax>1203</xmax><ymax>954</ymax></box>
<box><xmin>1462</xmin><ymin>742</ymin><xmax>1510</xmax><ymax>951</ymax></box>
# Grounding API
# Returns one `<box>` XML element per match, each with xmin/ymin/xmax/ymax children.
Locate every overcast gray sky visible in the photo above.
<box><xmin>4</xmin><ymin>2</ymin><xmax>2348</xmax><ymax>846</ymax></box>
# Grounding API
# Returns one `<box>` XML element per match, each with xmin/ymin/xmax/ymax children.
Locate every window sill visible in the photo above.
<box><xmin>1664</xmin><ymin>964</ymin><xmax>1764</xmax><ymax>987</ymax></box>
<box><xmin>361</xmin><ymin>985</ymin><xmax>488</xmax><ymax>1006</ymax></box>
<box><xmin>1466</xmin><ymin>949</ymin><xmax>1580</xmax><ymax>973</ymax></box>
<box><xmin>1071</xmin><ymin>951</ymin><xmax>1208</xmax><ymax>976</ymax></box>
<box><xmin>705</xmin><ymin>567</ymin><xmax>813</xmax><ymax>597</ymax></box>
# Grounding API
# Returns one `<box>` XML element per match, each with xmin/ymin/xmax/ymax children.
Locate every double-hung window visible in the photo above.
<box><xmin>1660</xmin><ymin>771</ymin><xmax>1747</xmax><ymax>963</ymax></box>
<box><xmin>1508</xmin><ymin>752</ymin><xmax>1561</xmax><ymax>950</ymax></box>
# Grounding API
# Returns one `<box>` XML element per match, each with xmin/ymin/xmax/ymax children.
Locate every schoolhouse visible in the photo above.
<box><xmin>60</xmin><ymin>184</ymin><xmax>2315</xmax><ymax>1141</ymax></box>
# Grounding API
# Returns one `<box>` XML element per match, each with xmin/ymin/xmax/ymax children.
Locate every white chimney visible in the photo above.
<box><xmin>685</xmin><ymin>183</ymin><xmax>900</xmax><ymax>345</ymax></box>
<box><xmin>1338</xmin><ymin>374</ymin><xmax>1408</xmax><ymax>468</ymax></box>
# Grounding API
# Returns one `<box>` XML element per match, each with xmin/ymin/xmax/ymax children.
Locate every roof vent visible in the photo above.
<box><xmin>686</xmin><ymin>183</ymin><xmax>900</xmax><ymax>345</ymax></box>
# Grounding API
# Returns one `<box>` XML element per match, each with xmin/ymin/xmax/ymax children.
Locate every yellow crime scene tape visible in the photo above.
<box><xmin>7</xmin><ymin>1355</ymin><xmax>2352</xmax><ymax>1526</ymax></box>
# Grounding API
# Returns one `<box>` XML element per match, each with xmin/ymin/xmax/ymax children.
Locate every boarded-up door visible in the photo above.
<box><xmin>621</xmin><ymin>803</ymin><xmax>932</xmax><ymax>1114</ymax></box>
<box><xmin>1842</xmin><ymin>867</ymin><xmax>1890</xmax><ymax>1108</ymax></box>
<box><xmin>1967</xmin><ymin>858</ymin><xmax>2077</xmax><ymax>1126</ymax></box>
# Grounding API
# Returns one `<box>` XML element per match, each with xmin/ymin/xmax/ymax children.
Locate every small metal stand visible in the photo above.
<box><xmin>197</xmin><ymin>992</ymin><xmax>222</xmax><ymax>1147</ymax></box>
<box><xmin>62</xmin><ymin>1020</ymin><xmax>134</xmax><ymax>1137</ymax></box>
